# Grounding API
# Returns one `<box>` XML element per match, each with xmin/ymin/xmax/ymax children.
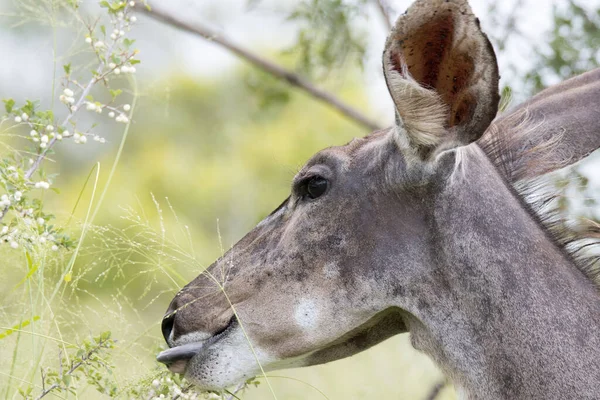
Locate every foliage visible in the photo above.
<box><xmin>285</xmin><ymin>0</ymin><xmax>368</xmax><ymax>80</ymax></box>
<box><xmin>526</xmin><ymin>0</ymin><xmax>600</xmax><ymax>93</ymax></box>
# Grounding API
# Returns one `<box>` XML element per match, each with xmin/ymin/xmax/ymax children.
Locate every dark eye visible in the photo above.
<box><xmin>305</xmin><ymin>176</ymin><xmax>328</xmax><ymax>199</ymax></box>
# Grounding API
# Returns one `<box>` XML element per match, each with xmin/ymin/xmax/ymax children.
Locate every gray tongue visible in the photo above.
<box><xmin>156</xmin><ymin>342</ymin><xmax>205</xmax><ymax>364</ymax></box>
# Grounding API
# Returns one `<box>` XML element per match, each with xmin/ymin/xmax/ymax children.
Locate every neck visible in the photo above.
<box><xmin>402</xmin><ymin>148</ymin><xmax>600</xmax><ymax>400</ymax></box>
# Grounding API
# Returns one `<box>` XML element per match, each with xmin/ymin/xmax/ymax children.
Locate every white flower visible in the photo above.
<box><xmin>110</xmin><ymin>33</ymin><xmax>117</xmax><ymax>40</ymax></box>
<box><xmin>21</xmin><ymin>113</ymin><xmax>29</xmax><ymax>121</ymax></box>
<box><xmin>119</xmin><ymin>30</ymin><xmax>125</xmax><ymax>36</ymax></box>
<box><xmin>117</xmin><ymin>12</ymin><xmax>124</xmax><ymax>19</ymax></box>
<box><xmin>63</xmin><ymin>88</ymin><xmax>74</xmax><ymax>97</ymax></box>
<box><xmin>46</xmin><ymin>125</ymin><xmax>54</xmax><ymax>131</ymax></box>
<box><xmin>28</xmin><ymin>158</ymin><xmax>34</xmax><ymax>165</ymax></box>
<box><xmin>41</xmin><ymin>135</ymin><xmax>49</xmax><ymax>143</ymax></box>
<box><xmin>121</xmin><ymin>66</ymin><xmax>130</xmax><ymax>73</ymax></box>
<box><xmin>35</xmin><ymin>181</ymin><xmax>50</xmax><ymax>189</ymax></box>
<box><xmin>99</xmin><ymin>138</ymin><xmax>106</xmax><ymax>144</ymax></box>
<box><xmin>108</xmin><ymin>111</ymin><xmax>115</xmax><ymax>118</ymax></box>
<box><xmin>94</xmin><ymin>135</ymin><xmax>100</xmax><ymax>142</ymax></box>
<box><xmin>114</xmin><ymin>68</ymin><xmax>121</xmax><ymax>75</ymax></box>
<box><xmin>94</xmin><ymin>41</ymin><xmax>105</xmax><ymax>48</ymax></box>
<box><xmin>109</xmin><ymin>62</ymin><xmax>117</xmax><ymax>69</ymax></box>
<box><xmin>51</xmin><ymin>245</ymin><xmax>59</xmax><ymax>251</ymax></box>
<box><xmin>30</xmin><ymin>130</ymin><xmax>38</xmax><ymax>137</ymax></box>
<box><xmin>56</xmin><ymin>134</ymin><xmax>63</xmax><ymax>140</ymax></box>
<box><xmin>129</xmin><ymin>1</ymin><xmax>135</xmax><ymax>6</ymax></box>
<box><xmin>14</xmin><ymin>116</ymin><xmax>22</xmax><ymax>123</ymax></box>
<box><xmin>62</xmin><ymin>130</ymin><xmax>70</xmax><ymax>137</ymax></box>
<box><xmin>37</xmin><ymin>218</ymin><xmax>44</xmax><ymax>225</ymax></box>
<box><xmin>73</xmin><ymin>133</ymin><xmax>81</xmax><ymax>140</ymax></box>
<box><xmin>10</xmin><ymin>241</ymin><xmax>18</xmax><ymax>249</ymax></box>
<box><xmin>39</xmin><ymin>236</ymin><xmax>46</xmax><ymax>244</ymax></box>
<box><xmin>123</xmin><ymin>104</ymin><xmax>131</xmax><ymax>111</ymax></box>
<box><xmin>66</xmin><ymin>97</ymin><xmax>75</xmax><ymax>104</ymax></box>
<box><xmin>130</xmin><ymin>66</ymin><xmax>136</xmax><ymax>73</ymax></box>
<box><xmin>33</xmin><ymin>137</ymin><xmax>40</xmax><ymax>143</ymax></box>
<box><xmin>79</xmin><ymin>135</ymin><xmax>88</xmax><ymax>144</ymax></box>
<box><xmin>1</xmin><ymin>226</ymin><xmax>8</xmax><ymax>235</ymax></box>
<box><xmin>85</xmin><ymin>37</ymin><xmax>92</xmax><ymax>44</ymax></box>
<box><xmin>39</xmin><ymin>142</ymin><xmax>47</xmax><ymax>149</ymax></box>
<box><xmin>71</xmin><ymin>105</ymin><xmax>78</xmax><ymax>112</ymax></box>
<box><xmin>14</xmin><ymin>191</ymin><xmax>22</xmax><ymax>201</ymax></box>
<box><xmin>130</xmin><ymin>16</ymin><xmax>137</xmax><ymax>23</ymax></box>
<box><xmin>115</xmin><ymin>114</ymin><xmax>129</xmax><ymax>123</ymax></box>
<box><xmin>86</xmin><ymin>102</ymin><xmax>97</xmax><ymax>111</ymax></box>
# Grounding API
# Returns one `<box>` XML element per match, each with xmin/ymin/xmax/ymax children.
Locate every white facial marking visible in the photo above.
<box><xmin>295</xmin><ymin>298</ymin><xmax>319</xmax><ymax>330</ymax></box>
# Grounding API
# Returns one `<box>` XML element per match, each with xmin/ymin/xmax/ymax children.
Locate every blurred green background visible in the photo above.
<box><xmin>1</xmin><ymin>0</ymin><xmax>599</xmax><ymax>399</ymax></box>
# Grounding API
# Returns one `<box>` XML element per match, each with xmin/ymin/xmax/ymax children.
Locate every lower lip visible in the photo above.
<box><xmin>157</xmin><ymin>319</ymin><xmax>236</xmax><ymax>373</ymax></box>
<box><xmin>168</xmin><ymin>359</ymin><xmax>189</xmax><ymax>374</ymax></box>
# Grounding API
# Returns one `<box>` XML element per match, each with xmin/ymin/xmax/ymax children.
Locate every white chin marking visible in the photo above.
<box><xmin>184</xmin><ymin>327</ymin><xmax>270</xmax><ymax>390</ymax></box>
<box><xmin>295</xmin><ymin>298</ymin><xmax>319</xmax><ymax>330</ymax></box>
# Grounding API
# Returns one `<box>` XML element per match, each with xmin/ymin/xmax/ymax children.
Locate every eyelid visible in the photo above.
<box><xmin>291</xmin><ymin>165</ymin><xmax>332</xmax><ymax>196</ymax></box>
<box><xmin>293</xmin><ymin>175</ymin><xmax>315</xmax><ymax>196</ymax></box>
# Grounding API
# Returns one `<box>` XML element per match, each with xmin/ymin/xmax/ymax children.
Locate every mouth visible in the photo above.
<box><xmin>156</xmin><ymin>316</ymin><xmax>236</xmax><ymax>374</ymax></box>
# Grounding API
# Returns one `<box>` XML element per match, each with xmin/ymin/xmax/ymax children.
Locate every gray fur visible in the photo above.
<box><xmin>158</xmin><ymin>1</ymin><xmax>600</xmax><ymax>398</ymax></box>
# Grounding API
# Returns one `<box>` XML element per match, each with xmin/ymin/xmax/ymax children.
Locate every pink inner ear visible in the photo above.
<box><xmin>388</xmin><ymin>6</ymin><xmax>476</xmax><ymax>131</ymax></box>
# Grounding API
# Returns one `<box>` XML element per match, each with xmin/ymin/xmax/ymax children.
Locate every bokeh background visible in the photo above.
<box><xmin>1</xmin><ymin>0</ymin><xmax>600</xmax><ymax>399</ymax></box>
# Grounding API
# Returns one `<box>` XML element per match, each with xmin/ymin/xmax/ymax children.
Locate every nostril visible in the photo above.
<box><xmin>161</xmin><ymin>312</ymin><xmax>176</xmax><ymax>343</ymax></box>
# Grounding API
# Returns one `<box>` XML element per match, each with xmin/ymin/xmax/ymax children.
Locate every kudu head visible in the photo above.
<box><xmin>157</xmin><ymin>0</ymin><xmax>600</xmax><ymax>392</ymax></box>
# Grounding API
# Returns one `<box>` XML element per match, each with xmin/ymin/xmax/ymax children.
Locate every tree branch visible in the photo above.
<box><xmin>374</xmin><ymin>0</ymin><xmax>393</xmax><ymax>32</ymax></box>
<box><xmin>134</xmin><ymin>3</ymin><xmax>382</xmax><ymax>131</ymax></box>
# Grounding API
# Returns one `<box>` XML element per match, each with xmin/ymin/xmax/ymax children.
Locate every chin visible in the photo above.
<box><xmin>159</xmin><ymin>327</ymin><xmax>270</xmax><ymax>391</ymax></box>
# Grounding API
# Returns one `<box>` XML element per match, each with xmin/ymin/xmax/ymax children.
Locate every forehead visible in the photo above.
<box><xmin>301</xmin><ymin>129</ymin><xmax>394</xmax><ymax>173</ymax></box>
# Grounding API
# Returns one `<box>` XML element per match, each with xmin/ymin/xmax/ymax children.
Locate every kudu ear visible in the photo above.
<box><xmin>383</xmin><ymin>0</ymin><xmax>500</xmax><ymax>160</ymax></box>
<box><xmin>480</xmin><ymin>68</ymin><xmax>600</xmax><ymax>182</ymax></box>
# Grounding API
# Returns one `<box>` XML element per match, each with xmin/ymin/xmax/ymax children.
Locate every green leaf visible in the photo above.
<box><xmin>0</xmin><ymin>316</ymin><xmax>40</xmax><ymax>340</ymax></box>
<box><xmin>3</xmin><ymin>98</ymin><xmax>15</xmax><ymax>114</ymax></box>
<box><xmin>109</xmin><ymin>89</ymin><xmax>122</xmax><ymax>99</ymax></box>
<box><xmin>129</xmin><ymin>59</ymin><xmax>140</xmax><ymax>65</ymax></box>
<box><xmin>123</xmin><ymin>38</ymin><xmax>135</xmax><ymax>48</ymax></box>
<box><xmin>63</xmin><ymin>63</ymin><xmax>72</xmax><ymax>75</ymax></box>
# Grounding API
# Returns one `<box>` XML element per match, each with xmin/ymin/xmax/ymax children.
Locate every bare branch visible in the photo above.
<box><xmin>374</xmin><ymin>0</ymin><xmax>393</xmax><ymax>32</ymax></box>
<box><xmin>134</xmin><ymin>3</ymin><xmax>382</xmax><ymax>131</ymax></box>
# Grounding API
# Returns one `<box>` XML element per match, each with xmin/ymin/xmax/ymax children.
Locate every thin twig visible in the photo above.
<box><xmin>134</xmin><ymin>3</ymin><xmax>381</xmax><ymax>132</ymax></box>
<box><xmin>374</xmin><ymin>0</ymin><xmax>393</xmax><ymax>31</ymax></box>
<box><xmin>34</xmin><ymin>338</ymin><xmax>111</xmax><ymax>400</ymax></box>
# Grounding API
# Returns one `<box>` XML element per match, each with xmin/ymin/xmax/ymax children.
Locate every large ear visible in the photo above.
<box><xmin>383</xmin><ymin>0</ymin><xmax>500</xmax><ymax>160</ymax></box>
<box><xmin>479</xmin><ymin>68</ymin><xmax>600</xmax><ymax>182</ymax></box>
